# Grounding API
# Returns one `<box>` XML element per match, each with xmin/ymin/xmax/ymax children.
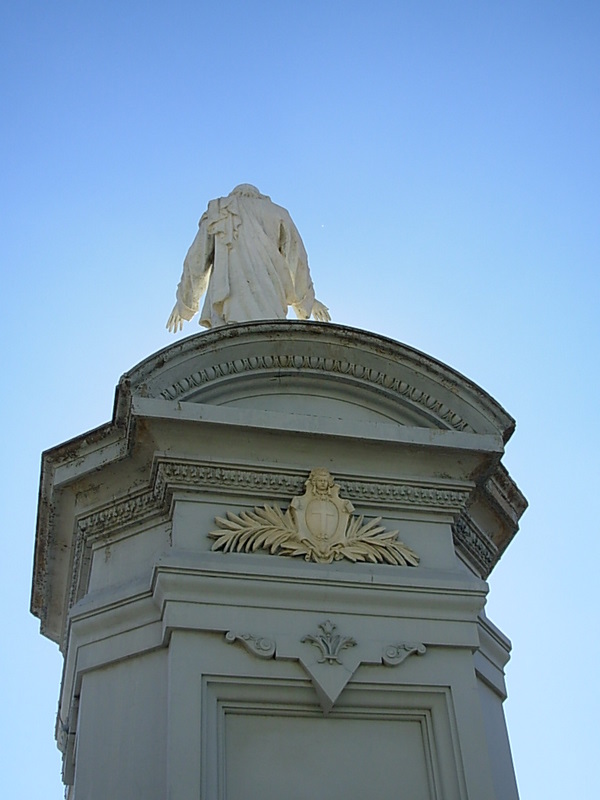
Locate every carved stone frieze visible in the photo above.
<box><xmin>68</xmin><ymin>460</ymin><xmax>475</xmax><ymax>623</ymax></box>
<box><xmin>153</xmin><ymin>460</ymin><xmax>305</xmax><ymax>504</ymax></box>
<box><xmin>158</xmin><ymin>353</ymin><xmax>473</xmax><ymax>433</ymax></box>
<box><xmin>66</xmin><ymin>461</ymin><xmax>473</xmax><ymax>631</ymax></box>
<box><xmin>67</xmin><ymin>527</ymin><xmax>87</xmax><ymax>613</ymax></box>
<box><xmin>210</xmin><ymin>469</ymin><xmax>420</xmax><ymax>566</ymax></box>
<box><xmin>452</xmin><ymin>514</ymin><xmax>498</xmax><ymax>578</ymax></box>
<box><xmin>154</xmin><ymin>461</ymin><xmax>471</xmax><ymax>512</ymax></box>
<box><xmin>68</xmin><ymin>460</ymin><xmax>489</xmax><ymax>637</ymax></box>
<box><xmin>77</xmin><ymin>489</ymin><xmax>158</xmax><ymax>538</ymax></box>
<box><xmin>336</xmin><ymin>479</ymin><xmax>470</xmax><ymax>510</ymax></box>
<box><xmin>76</xmin><ymin>460</ymin><xmax>472</xmax><ymax>543</ymax></box>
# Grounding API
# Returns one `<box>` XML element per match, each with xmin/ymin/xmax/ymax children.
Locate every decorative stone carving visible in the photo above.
<box><xmin>225</xmin><ymin>632</ymin><xmax>276</xmax><ymax>659</ymax></box>
<box><xmin>223</xmin><ymin>621</ymin><xmax>428</xmax><ymax>714</ymax></box>
<box><xmin>166</xmin><ymin>184</ymin><xmax>330</xmax><ymax>331</ymax></box>
<box><xmin>68</xmin><ymin>460</ymin><xmax>473</xmax><ymax>621</ymax></box>
<box><xmin>210</xmin><ymin>469</ymin><xmax>420</xmax><ymax>566</ymax></box>
<box><xmin>154</xmin><ymin>461</ymin><xmax>306</xmax><ymax>506</ymax></box>
<box><xmin>452</xmin><ymin>515</ymin><xmax>497</xmax><ymax>578</ymax></box>
<box><xmin>77</xmin><ymin>490</ymin><xmax>159</xmax><ymax>537</ymax></box>
<box><xmin>76</xmin><ymin>461</ymin><xmax>470</xmax><ymax>544</ymax></box>
<box><xmin>382</xmin><ymin>642</ymin><xmax>427</xmax><ymax>667</ymax></box>
<box><xmin>158</xmin><ymin>352</ymin><xmax>473</xmax><ymax>433</ymax></box>
<box><xmin>152</xmin><ymin>460</ymin><xmax>471</xmax><ymax>512</ymax></box>
<box><xmin>301</xmin><ymin>620</ymin><xmax>357</xmax><ymax>665</ymax></box>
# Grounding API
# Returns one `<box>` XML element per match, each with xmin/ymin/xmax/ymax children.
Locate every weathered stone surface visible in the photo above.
<box><xmin>32</xmin><ymin>322</ymin><xmax>526</xmax><ymax>798</ymax></box>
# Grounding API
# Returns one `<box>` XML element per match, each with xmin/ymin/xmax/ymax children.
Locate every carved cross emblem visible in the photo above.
<box><xmin>306</xmin><ymin>499</ymin><xmax>339</xmax><ymax>540</ymax></box>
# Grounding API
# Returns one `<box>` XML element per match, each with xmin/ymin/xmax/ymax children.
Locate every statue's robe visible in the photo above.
<box><xmin>174</xmin><ymin>187</ymin><xmax>316</xmax><ymax>328</ymax></box>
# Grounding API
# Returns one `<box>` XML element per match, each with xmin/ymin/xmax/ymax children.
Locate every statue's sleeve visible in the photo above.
<box><xmin>280</xmin><ymin>212</ymin><xmax>315</xmax><ymax>319</ymax></box>
<box><xmin>174</xmin><ymin>212</ymin><xmax>215</xmax><ymax>320</ymax></box>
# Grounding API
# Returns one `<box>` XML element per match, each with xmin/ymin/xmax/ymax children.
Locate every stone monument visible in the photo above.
<box><xmin>32</xmin><ymin>189</ymin><xmax>526</xmax><ymax>799</ymax></box>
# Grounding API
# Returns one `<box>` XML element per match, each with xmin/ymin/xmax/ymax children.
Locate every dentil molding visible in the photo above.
<box><xmin>158</xmin><ymin>352</ymin><xmax>474</xmax><ymax>433</ymax></box>
<box><xmin>77</xmin><ymin>459</ymin><xmax>472</xmax><ymax>541</ymax></box>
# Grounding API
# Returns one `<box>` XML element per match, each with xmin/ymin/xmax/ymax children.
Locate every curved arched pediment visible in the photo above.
<box><xmin>122</xmin><ymin>321</ymin><xmax>515</xmax><ymax>440</ymax></box>
<box><xmin>33</xmin><ymin>320</ymin><xmax>526</xmax><ymax>648</ymax></box>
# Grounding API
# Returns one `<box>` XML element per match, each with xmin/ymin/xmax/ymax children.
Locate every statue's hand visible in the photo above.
<box><xmin>312</xmin><ymin>300</ymin><xmax>331</xmax><ymax>322</ymax></box>
<box><xmin>166</xmin><ymin>305</ymin><xmax>185</xmax><ymax>333</ymax></box>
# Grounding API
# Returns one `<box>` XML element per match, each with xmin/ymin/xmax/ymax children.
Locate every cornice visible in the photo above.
<box><xmin>124</xmin><ymin>321</ymin><xmax>516</xmax><ymax>441</ymax></box>
<box><xmin>483</xmin><ymin>463</ymin><xmax>528</xmax><ymax>529</ymax></box>
<box><xmin>452</xmin><ymin>514</ymin><xmax>498</xmax><ymax>578</ymax></box>
<box><xmin>67</xmin><ymin>460</ymin><xmax>475</xmax><ymax>634</ymax></box>
<box><xmin>61</xmin><ymin>457</ymin><xmax>516</xmax><ymax>651</ymax></box>
<box><xmin>77</xmin><ymin>459</ymin><xmax>474</xmax><ymax>542</ymax></box>
<box><xmin>158</xmin><ymin>352</ymin><xmax>474</xmax><ymax>433</ymax></box>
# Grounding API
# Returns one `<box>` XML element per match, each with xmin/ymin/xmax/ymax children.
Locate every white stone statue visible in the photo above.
<box><xmin>167</xmin><ymin>184</ymin><xmax>331</xmax><ymax>331</ymax></box>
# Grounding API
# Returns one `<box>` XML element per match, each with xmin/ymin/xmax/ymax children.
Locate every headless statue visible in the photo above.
<box><xmin>167</xmin><ymin>184</ymin><xmax>330</xmax><ymax>332</ymax></box>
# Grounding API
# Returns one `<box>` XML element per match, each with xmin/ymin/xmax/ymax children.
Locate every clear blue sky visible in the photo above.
<box><xmin>1</xmin><ymin>2</ymin><xmax>598</xmax><ymax>796</ymax></box>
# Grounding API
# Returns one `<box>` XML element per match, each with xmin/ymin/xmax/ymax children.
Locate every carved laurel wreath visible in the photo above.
<box><xmin>209</xmin><ymin>470</ymin><xmax>419</xmax><ymax>566</ymax></box>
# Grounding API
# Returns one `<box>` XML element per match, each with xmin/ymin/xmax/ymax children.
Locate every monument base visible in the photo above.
<box><xmin>32</xmin><ymin>322</ymin><xmax>526</xmax><ymax>799</ymax></box>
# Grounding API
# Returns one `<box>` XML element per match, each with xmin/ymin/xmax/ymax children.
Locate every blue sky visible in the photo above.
<box><xmin>1</xmin><ymin>2</ymin><xmax>598</xmax><ymax>796</ymax></box>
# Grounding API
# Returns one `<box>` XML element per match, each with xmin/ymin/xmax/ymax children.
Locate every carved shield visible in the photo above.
<box><xmin>293</xmin><ymin>492</ymin><xmax>351</xmax><ymax>556</ymax></box>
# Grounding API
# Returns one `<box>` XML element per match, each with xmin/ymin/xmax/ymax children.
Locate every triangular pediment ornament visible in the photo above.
<box><xmin>298</xmin><ymin>620</ymin><xmax>360</xmax><ymax>713</ymax></box>
<box><xmin>226</xmin><ymin>620</ymin><xmax>427</xmax><ymax>714</ymax></box>
<box><xmin>210</xmin><ymin>469</ymin><xmax>419</xmax><ymax>566</ymax></box>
